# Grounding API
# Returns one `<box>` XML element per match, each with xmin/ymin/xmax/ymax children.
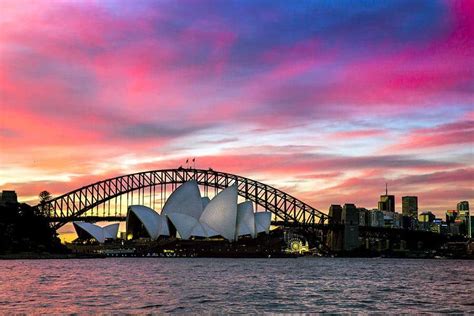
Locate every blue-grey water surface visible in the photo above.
<box><xmin>0</xmin><ymin>258</ymin><xmax>473</xmax><ymax>313</ymax></box>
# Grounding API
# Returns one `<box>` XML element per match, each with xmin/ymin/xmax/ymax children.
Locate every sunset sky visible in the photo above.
<box><xmin>1</xmin><ymin>0</ymin><xmax>473</xmax><ymax>220</ymax></box>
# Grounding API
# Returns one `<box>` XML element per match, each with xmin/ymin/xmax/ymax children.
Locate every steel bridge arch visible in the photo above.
<box><xmin>39</xmin><ymin>168</ymin><xmax>329</xmax><ymax>230</ymax></box>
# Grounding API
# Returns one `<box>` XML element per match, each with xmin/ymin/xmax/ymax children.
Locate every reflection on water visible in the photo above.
<box><xmin>0</xmin><ymin>258</ymin><xmax>473</xmax><ymax>313</ymax></box>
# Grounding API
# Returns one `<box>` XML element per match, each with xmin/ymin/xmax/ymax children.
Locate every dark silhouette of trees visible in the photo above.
<box><xmin>38</xmin><ymin>190</ymin><xmax>52</xmax><ymax>216</ymax></box>
<box><xmin>0</xmin><ymin>199</ymin><xmax>67</xmax><ymax>254</ymax></box>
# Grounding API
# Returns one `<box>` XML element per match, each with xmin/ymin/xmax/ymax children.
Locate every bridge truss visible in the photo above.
<box><xmin>38</xmin><ymin>168</ymin><xmax>329</xmax><ymax>230</ymax></box>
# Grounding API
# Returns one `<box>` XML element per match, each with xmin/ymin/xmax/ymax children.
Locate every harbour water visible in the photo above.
<box><xmin>1</xmin><ymin>258</ymin><xmax>473</xmax><ymax>313</ymax></box>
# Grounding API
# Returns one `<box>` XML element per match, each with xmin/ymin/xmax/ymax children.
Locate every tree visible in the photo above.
<box><xmin>38</xmin><ymin>190</ymin><xmax>52</xmax><ymax>217</ymax></box>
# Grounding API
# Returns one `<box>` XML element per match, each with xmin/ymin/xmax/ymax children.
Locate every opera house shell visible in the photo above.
<box><xmin>126</xmin><ymin>180</ymin><xmax>272</xmax><ymax>242</ymax></box>
<box><xmin>73</xmin><ymin>181</ymin><xmax>271</xmax><ymax>243</ymax></box>
<box><xmin>73</xmin><ymin>222</ymin><xmax>119</xmax><ymax>244</ymax></box>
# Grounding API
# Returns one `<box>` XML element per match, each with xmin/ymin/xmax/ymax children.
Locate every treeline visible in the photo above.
<box><xmin>0</xmin><ymin>202</ymin><xmax>67</xmax><ymax>254</ymax></box>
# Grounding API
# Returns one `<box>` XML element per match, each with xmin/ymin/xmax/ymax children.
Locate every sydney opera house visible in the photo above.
<box><xmin>73</xmin><ymin>181</ymin><xmax>272</xmax><ymax>244</ymax></box>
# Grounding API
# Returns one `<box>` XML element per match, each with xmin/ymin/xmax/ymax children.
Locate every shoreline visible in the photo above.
<box><xmin>1</xmin><ymin>253</ymin><xmax>472</xmax><ymax>260</ymax></box>
<box><xmin>0</xmin><ymin>252</ymin><xmax>105</xmax><ymax>260</ymax></box>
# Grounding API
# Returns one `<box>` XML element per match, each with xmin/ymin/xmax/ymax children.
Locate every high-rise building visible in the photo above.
<box><xmin>378</xmin><ymin>184</ymin><xmax>395</xmax><ymax>212</ymax></box>
<box><xmin>369</xmin><ymin>209</ymin><xmax>384</xmax><ymax>227</ymax></box>
<box><xmin>456</xmin><ymin>201</ymin><xmax>470</xmax><ymax>237</ymax></box>
<box><xmin>357</xmin><ymin>208</ymin><xmax>369</xmax><ymax>226</ymax></box>
<box><xmin>446</xmin><ymin>210</ymin><xmax>458</xmax><ymax>224</ymax></box>
<box><xmin>328</xmin><ymin>204</ymin><xmax>343</xmax><ymax>224</ymax></box>
<box><xmin>418</xmin><ymin>211</ymin><xmax>435</xmax><ymax>231</ymax></box>
<box><xmin>457</xmin><ymin>201</ymin><xmax>469</xmax><ymax>212</ymax></box>
<box><xmin>470</xmin><ymin>216</ymin><xmax>473</xmax><ymax>239</ymax></box>
<box><xmin>418</xmin><ymin>211</ymin><xmax>436</xmax><ymax>223</ymax></box>
<box><xmin>327</xmin><ymin>205</ymin><xmax>343</xmax><ymax>251</ymax></box>
<box><xmin>342</xmin><ymin>204</ymin><xmax>359</xmax><ymax>251</ymax></box>
<box><xmin>402</xmin><ymin>196</ymin><xmax>418</xmax><ymax>218</ymax></box>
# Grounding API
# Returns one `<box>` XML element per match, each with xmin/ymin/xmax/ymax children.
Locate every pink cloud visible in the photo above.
<box><xmin>329</xmin><ymin>129</ymin><xmax>387</xmax><ymax>140</ymax></box>
<box><xmin>383</xmin><ymin>119</ymin><xmax>474</xmax><ymax>152</ymax></box>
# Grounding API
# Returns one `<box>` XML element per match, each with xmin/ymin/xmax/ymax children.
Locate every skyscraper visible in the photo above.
<box><xmin>402</xmin><ymin>196</ymin><xmax>418</xmax><ymax>218</ymax></box>
<box><xmin>457</xmin><ymin>201</ymin><xmax>469</xmax><ymax>213</ymax></box>
<box><xmin>445</xmin><ymin>210</ymin><xmax>458</xmax><ymax>224</ymax></box>
<box><xmin>378</xmin><ymin>184</ymin><xmax>395</xmax><ymax>212</ymax></box>
<box><xmin>328</xmin><ymin>204</ymin><xmax>343</xmax><ymax>224</ymax></box>
<box><xmin>342</xmin><ymin>204</ymin><xmax>359</xmax><ymax>251</ymax></box>
<box><xmin>456</xmin><ymin>201</ymin><xmax>470</xmax><ymax>238</ymax></box>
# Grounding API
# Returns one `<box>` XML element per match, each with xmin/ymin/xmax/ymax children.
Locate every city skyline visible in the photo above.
<box><xmin>1</xmin><ymin>0</ymin><xmax>473</xmax><ymax>218</ymax></box>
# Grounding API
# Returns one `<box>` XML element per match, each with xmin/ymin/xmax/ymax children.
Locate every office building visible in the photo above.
<box><xmin>329</xmin><ymin>204</ymin><xmax>343</xmax><ymax>224</ymax></box>
<box><xmin>456</xmin><ymin>201</ymin><xmax>470</xmax><ymax>237</ymax></box>
<box><xmin>357</xmin><ymin>208</ymin><xmax>369</xmax><ymax>226</ymax></box>
<box><xmin>446</xmin><ymin>210</ymin><xmax>458</xmax><ymax>224</ymax></box>
<box><xmin>342</xmin><ymin>203</ymin><xmax>359</xmax><ymax>251</ymax></box>
<box><xmin>402</xmin><ymin>196</ymin><xmax>418</xmax><ymax>218</ymax></box>
<box><xmin>418</xmin><ymin>211</ymin><xmax>436</xmax><ymax>231</ymax></box>
<box><xmin>327</xmin><ymin>205</ymin><xmax>343</xmax><ymax>251</ymax></box>
<box><xmin>378</xmin><ymin>184</ymin><xmax>395</xmax><ymax>212</ymax></box>
<box><xmin>369</xmin><ymin>209</ymin><xmax>384</xmax><ymax>227</ymax></box>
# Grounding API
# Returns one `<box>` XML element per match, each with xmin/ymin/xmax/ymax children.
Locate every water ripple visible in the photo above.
<box><xmin>0</xmin><ymin>257</ymin><xmax>473</xmax><ymax>313</ymax></box>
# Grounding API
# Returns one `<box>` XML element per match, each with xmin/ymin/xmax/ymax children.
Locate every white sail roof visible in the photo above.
<box><xmin>103</xmin><ymin>223</ymin><xmax>119</xmax><ymax>239</ymax></box>
<box><xmin>200</xmin><ymin>221</ymin><xmax>220</xmax><ymax>237</ymax></box>
<box><xmin>73</xmin><ymin>222</ymin><xmax>119</xmax><ymax>243</ymax></box>
<box><xmin>255</xmin><ymin>211</ymin><xmax>271</xmax><ymax>234</ymax></box>
<box><xmin>189</xmin><ymin>221</ymin><xmax>207</xmax><ymax>237</ymax></box>
<box><xmin>200</xmin><ymin>185</ymin><xmax>238</xmax><ymax>241</ymax></box>
<box><xmin>162</xmin><ymin>180</ymin><xmax>203</xmax><ymax>219</ymax></box>
<box><xmin>167</xmin><ymin>212</ymin><xmax>200</xmax><ymax>240</ymax></box>
<box><xmin>160</xmin><ymin>216</ymin><xmax>170</xmax><ymax>236</ymax></box>
<box><xmin>236</xmin><ymin>201</ymin><xmax>256</xmax><ymax>238</ymax></box>
<box><xmin>127</xmin><ymin>205</ymin><xmax>169</xmax><ymax>240</ymax></box>
<box><xmin>73</xmin><ymin>222</ymin><xmax>106</xmax><ymax>243</ymax></box>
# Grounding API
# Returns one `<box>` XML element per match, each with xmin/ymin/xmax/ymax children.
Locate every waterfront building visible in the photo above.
<box><xmin>419</xmin><ymin>211</ymin><xmax>435</xmax><ymax>223</ymax></box>
<box><xmin>470</xmin><ymin>216</ymin><xmax>474</xmax><ymax>239</ymax></box>
<box><xmin>457</xmin><ymin>201</ymin><xmax>470</xmax><ymax>224</ymax></box>
<box><xmin>369</xmin><ymin>209</ymin><xmax>384</xmax><ymax>227</ymax></box>
<box><xmin>73</xmin><ymin>222</ymin><xmax>119</xmax><ymax>243</ymax></box>
<box><xmin>418</xmin><ymin>211</ymin><xmax>436</xmax><ymax>231</ymax></box>
<box><xmin>383</xmin><ymin>211</ymin><xmax>394</xmax><ymax>227</ymax></box>
<box><xmin>127</xmin><ymin>205</ymin><xmax>170</xmax><ymax>239</ymax></box>
<box><xmin>446</xmin><ymin>210</ymin><xmax>458</xmax><ymax>224</ymax></box>
<box><xmin>449</xmin><ymin>224</ymin><xmax>461</xmax><ymax>235</ymax></box>
<box><xmin>72</xmin><ymin>181</ymin><xmax>272</xmax><ymax>244</ymax></box>
<box><xmin>457</xmin><ymin>201</ymin><xmax>469</xmax><ymax>213</ymax></box>
<box><xmin>456</xmin><ymin>201</ymin><xmax>470</xmax><ymax>238</ymax></box>
<box><xmin>378</xmin><ymin>185</ymin><xmax>395</xmax><ymax>213</ymax></box>
<box><xmin>402</xmin><ymin>196</ymin><xmax>418</xmax><ymax>219</ymax></box>
<box><xmin>357</xmin><ymin>208</ymin><xmax>369</xmax><ymax>226</ymax></box>
<box><xmin>431</xmin><ymin>219</ymin><xmax>443</xmax><ymax>234</ymax></box>
<box><xmin>342</xmin><ymin>204</ymin><xmax>359</xmax><ymax>251</ymax></box>
<box><xmin>329</xmin><ymin>204</ymin><xmax>342</xmax><ymax>224</ymax></box>
<box><xmin>393</xmin><ymin>212</ymin><xmax>403</xmax><ymax>228</ymax></box>
<box><xmin>381</xmin><ymin>211</ymin><xmax>402</xmax><ymax>228</ymax></box>
<box><xmin>125</xmin><ymin>181</ymin><xmax>271</xmax><ymax>242</ymax></box>
<box><xmin>327</xmin><ymin>204</ymin><xmax>343</xmax><ymax>251</ymax></box>
<box><xmin>402</xmin><ymin>215</ymin><xmax>417</xmax><ymax>230</ymax></box>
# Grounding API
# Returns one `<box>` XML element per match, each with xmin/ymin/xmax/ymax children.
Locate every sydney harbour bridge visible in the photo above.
<box><xmin>37</xmin><ymin>168</ymin><xmax>440</xmax><ymax>252</ymax></box>
<box><xmin>40</xmin><ymin>168</ymin><xmax>329</xmax><ymax>229</ymax></box>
